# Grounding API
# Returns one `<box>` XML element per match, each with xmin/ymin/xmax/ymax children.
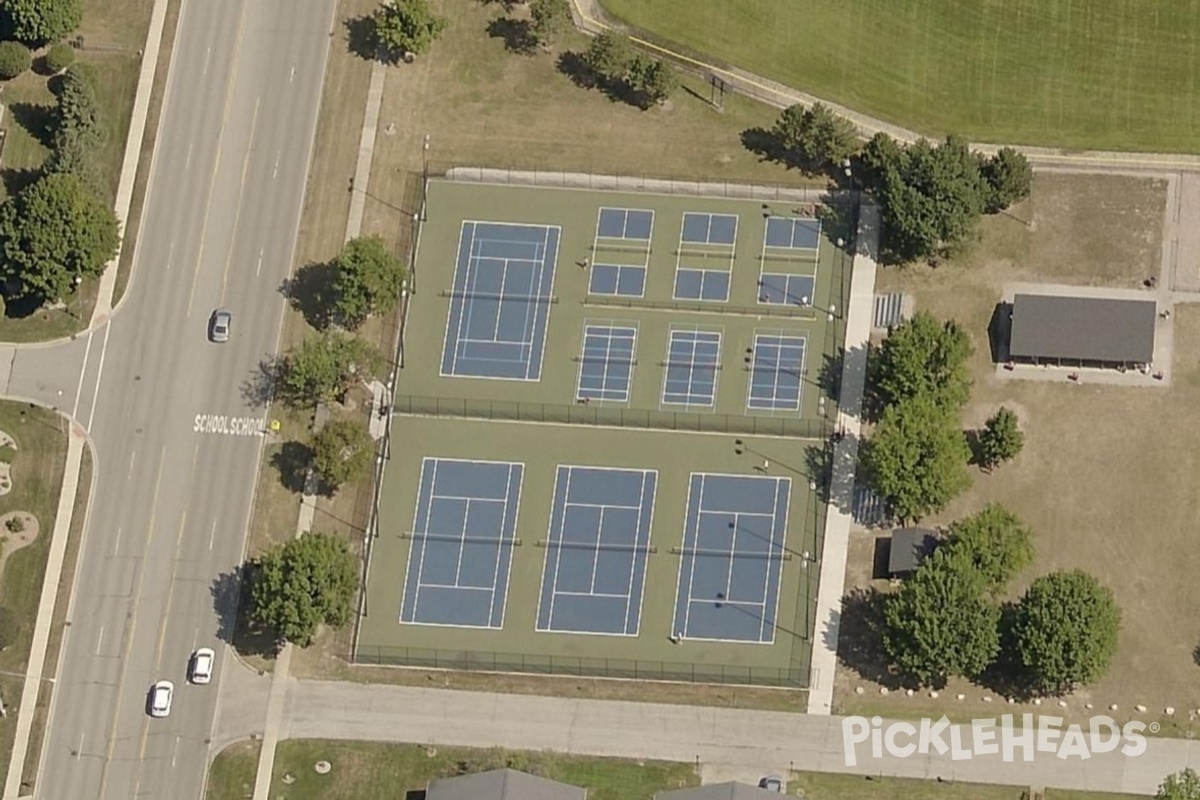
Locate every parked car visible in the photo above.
<box><xmin>189</xmin><ymin>647</ymin><xmax>215</xmax><ymax>684</ymax></box>
<box><xmin>148</xmin><ymin>681</ymin><xmax>174</xmax><ymax>718</ymax></box>
<box><xmin>758</xmin><ymin>775</ymin><xmax>784</xmax><ymax>793</ymax></box>
<box><xmin>209</xmin><ymin>309</ymin><xmax>232</xmax><ymax>342</ymax></box>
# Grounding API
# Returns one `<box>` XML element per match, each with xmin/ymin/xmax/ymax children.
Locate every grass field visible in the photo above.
<box><xmin>599</xmin><ymin>0</ymin><xmax>1200</xmax><ymax>154</ymax></box>
<box><xmin>834</xmin><ymin>173</ymin><xmax>1200</xmax><ymax>734</ymax></box>
<box><xmin>207</xmin><ymin>740</ymin><xmax>697</xmax><ymax>800</ymax></box>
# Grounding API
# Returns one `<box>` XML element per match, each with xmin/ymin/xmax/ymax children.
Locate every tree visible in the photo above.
<box><xmin>583</xmin><ymin>29</ymin><xmax>631</xmax><ymax>84</ymax></box>
<box><xmin>248</xmin><ymin>533</ymin><xmax>359</xmax><ymax>647</ymax></box>
<box><xmin>870</xmin><ymin>310</ymin><xmax>974</xmax><ymax>413</ymax></box>
<box><xmin>982</xmin><ymin>147</ymin><xmax>1033</xmax><ymax>213</ymax></box>
<box><xmin>0</xmin><ymin>0</ymin><xmax>83</xmax><ymax>45</ymax></box>
<box><xmin>369</xmin><ymin>0</ymin><xmax>449</xmax><ymax>59</ymax></box>
<box><xmin>1014</xmin><ymin>569</ymin><xmax>1121</xmax><ymax>695</ymax></box>
<box><xmin>881</xmin><ymin>547</ymin><xmax>1001</xmax><ymax>687</ymax></box>
<box><xmin>331</xmin><ymin>235</ymin><xmax>406</xmax><ymax>328</ymax></box>
<box><xmin>43</xmin><ymin>42</ymin><xmax>75</xmax><ymax>73</ymax></box>
<box><xmin>1157</xmin><ymin>769</ymin><xmax>1200</xmax><ymax>800</ymax></box>
<box><xmin>52</xmin><ymin>62</ymin><xmax>101</xmax><ymax>138</ymax></box>
<box><xmin>43</xmin><ymin>127</ymin><xmax>104</xmax><ymax>192</ymax></box>
<box><xmin>858</xmin><ymin>131</ymin><xmax>906</xmax><ymax>193</ymax></box>
<box><xmin>626</xmin><ymin>54</ymin><xmax>677</xmax><ymax>107</ymax></box>
<box><xmin>979</xmin><ymin>406</ymin><xmax>1023</xmax><ymax>470</ymax></box>
<box><xmin>862</xmin><ymin>393</ymin><xmax>972</xmax><ymax>524</ymax></box>
<box><xmin>280</xmin><ymin>331</ymin><xmax>385</xmax><ymax>407</ymax></box>
<box><xmin>311</xmin><ymin>416</ymin><xmax>375</xmax><ymax>490</ymax></box>
<box><xmin>941</xmin><ymin>503</ymin><xmax>1033</xmax><ymax>591</ymax></box>
<box><xmin>0</xmin><ymin>41</ymin><xmax>31</xmax><ymax>79</ymax></box>
<box><xmin>0</xmin><ymin>173</ymin><xmax>120</xmax><ymax>302</ymax></box>
<box><xmin>770</xmin><ymin>102</ymin><xmax>857</xmax><ymax>170</ymax></box>
<box><xmin>528</xmin><ymin>0</ymin><xmax>570</xmax><ymax>47</ymax></box>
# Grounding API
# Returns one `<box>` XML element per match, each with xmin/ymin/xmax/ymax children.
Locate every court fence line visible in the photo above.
<box><xmin>584</xmin><ymin>295</ymin><xmax>817</xmax><ymax>319</ymax></box>
<box><xmin>352</xmin><ymin>646</ymin><xmax>812</xmax><ymax>688</ymax></box>
<box><xmin>390</xmin><ymin>395</ymin><xmax>834</xmax><ymax>440</ymax></box>
<box><xmin>439</xmin><ymin>163</ymin><xmax>839</xmax><ymax>204</ymax></box>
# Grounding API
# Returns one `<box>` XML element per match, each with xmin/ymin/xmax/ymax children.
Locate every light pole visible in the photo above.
<box><xmin>421</xmin><ymin>134</ymin><xmax>430</xmax><ymax>222</ymax></box>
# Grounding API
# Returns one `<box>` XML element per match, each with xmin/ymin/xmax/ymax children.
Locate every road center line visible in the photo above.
<box><xmin>94</xmin><ymin>626</ymin><xmax>104</xmax><ymax>655</ymax></box>
<box><xmin>127</xmin><ymin>449</ymin><xmax>136</xmax><ymax>481</ymax></box>
<box><xmin>184</xmin><ymin>141</ymin><xmax>194</xmax><ymax>171</ymax></box>
<box><xmin>76</xmin><ymin>733</ymin><xmax>83</xmax><ymax>759</ymax></box>
<box><xmin>255</xmin><ymin>246</ymin><xmax>264</xmax><ymax>276</ymax></box>
<box><xmin>96</xmin><ymin>447</ymin><xmax>166</xmax><ymax>800</ymax></box>
<box><xmin>112</xmin><ymin>526</ymin><xmax>121</xmax><ymax>556</ymax></box>
<box><xmin>220</xmin><ymin>95</ymin><xmax>262</xmax><ymax>304</ymax></box>
<box><xmin>209</xmin><ymin>519</ymin><xmax>217</xmax><ymax>551</ymax></box>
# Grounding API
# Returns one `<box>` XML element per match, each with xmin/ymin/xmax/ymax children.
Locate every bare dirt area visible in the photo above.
<box><xmin>837</xmin><ymin>174</ymin><xmax>1200</xmax><ymax>735</ymax></box>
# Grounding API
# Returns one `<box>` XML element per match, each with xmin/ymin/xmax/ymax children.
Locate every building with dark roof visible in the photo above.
<box><xmin>655</xmin><ymin>782</ymin><xmax>783</xmax><ymax>800</ymax></box>
<box><xmin>1008</xmin><ymin>293</ymin><xmax>1156</xmax><ymax>368</ymax></box>
<box><xmin>888</xmin><ymin>527</ymin><xmax>937</xmax><ymax>577</ymax></box>
<box><xmin>426</xmin><ymin>769</ymin><xmax>586</xmax><ymax>800</ymax></box>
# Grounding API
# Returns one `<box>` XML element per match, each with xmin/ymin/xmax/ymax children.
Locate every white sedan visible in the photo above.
<box><xmin>189</xmin><ymin>647</ymin><xmax>215</xmax><ymax>684</ymax></box>
<box><xmin>148</xmin><ymin>681</ymin><xmax>173</xmax><ymax>718</ymax></box>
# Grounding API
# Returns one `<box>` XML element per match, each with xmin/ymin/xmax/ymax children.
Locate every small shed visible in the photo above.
<box><xmin>427</xmin><ymin>769</ymin><xmax>586</xmax><ymax>800</ymax></box>
<box><xmin>888</xmin><ymin>528</ymin><xmax>938</xmax><ymax>577</ymax></box>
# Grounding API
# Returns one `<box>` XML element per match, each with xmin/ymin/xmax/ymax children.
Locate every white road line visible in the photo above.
<box><xmin>208</xmin><ymin>519</ymin><xmax>216</xmax><ymax>551</ymax></box>
<box><xmin>271</xmin><ymin>152</ymin><xmax>280</xmax><ymax>180</ymax></box>
<box><xmin>255</xmin><ymin>247</ymin><xmax>264</xmax><ymax>276</ymax></box>
<box><xmin>112</xmin><ymin>526</ymin><xmax>122</xmax><ymax>556</ymax></box>
<box><xmin>71</xmin><ymin>330</ymin><xmax>94</xmax><ymax>420</ymax></box>
<box><xmin>76</xmin><ymin>733</ymin><xmax>84</xmax><ymax>759</ymax></box>
<box><xmin>289</xmin><ymin>65</ymin><xmax>296</xmax><ymax>81</ymax></box>
<box><xmin>127</xmin><ymin>449</ymin><xmax>136</xmax><ymax>481</ymax></box>
<box><xmin>86</xmin><ymin>320</ymin><xmax>113</xmax><ymax>433</ymax></box>
<box><xmin>166</xmin><ymin>239</ymin><xmax>176</xmax><ymax>271</ymax></box>
<box><xmin>202</xmin><ymin>45</ymin><xmax>212</xmax><ymax>76</ymax></box>
<box><xmin>170</xmin><ymin>736</ymin><xmax>179</xmax><ymax>768</ymax></box>
<box><xmin>184</xmin><ymin>141</ymin><xmax>194</xmax><ymax>171</ymax></box>
<box><xmin>94</xmin><ymin>626</ymin><xmax>104</xmax><ymax>655</ymax></box>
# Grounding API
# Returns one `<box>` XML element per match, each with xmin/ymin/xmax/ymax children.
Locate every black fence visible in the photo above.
<box><xmin>352</xmin><ymin>646</ymin><xmax>812</xmax><ymax>688</ymax></box>
<box><xmin>390</xmin><ymin>395</ymin><xmax>834</xmax><ymax>439</ymax></box>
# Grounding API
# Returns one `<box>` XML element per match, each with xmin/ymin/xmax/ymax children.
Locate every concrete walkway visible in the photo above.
<box><xmin>2</xmin><ymin>425</ymin><xmax>89</xmax><ymax>800</ymax></box>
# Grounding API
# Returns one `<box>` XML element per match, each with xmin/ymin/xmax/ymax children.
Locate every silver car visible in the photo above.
<box><xmin>189</xmin><ymin>647</ymin><xmax>215</xmax><ymax>684</ymax></box>
<box><xmin>148</xmin><ymin>680</ymin><xmax>174</xmax><ymax>718</ymax></box>
<box><xmin>209</xmin><ymin>309</ymin><xmax>232</xmax><ymax>342</ymax></box>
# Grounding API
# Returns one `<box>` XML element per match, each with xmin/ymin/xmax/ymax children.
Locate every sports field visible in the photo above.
<box><xmin>355</xmin><ymin>179</ymin><xmax>853</xmax><ymax>686</ymax></box>
<box><xmin>599</xmin><ymin>0</ymin><xmax>1200</xmax><ymax>154</ymax></box>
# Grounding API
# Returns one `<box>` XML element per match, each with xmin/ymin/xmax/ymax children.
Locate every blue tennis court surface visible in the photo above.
<box><xmin>440</xmin><ymin>221</ymin><xmax>560</xmax><ymax>381</ymax></box>
<box><xmin>662</xmin><ymin>329</ymin><xmax>722</xmax><ymax>407</ymax></box>
<box><xmin>536</xmin><ymin>466</ymin><xmax>657</xmax><ymax>635</ymax></box>
<box><xmin>590</xmin><ymin>208</ymin><xmax>652</xmax><ymax>298</ymax></box>
<box><xmin>682</xmin><ymin>212</ymin><xmax>738</xmax><ymax>245</ymax></box>
<box><xmin>400</xmin><ymin>458</ymin><xmax>523</xmax><ymax>629</ymax></box>
<box><xmin>590</xmin><ymin>264</ymin><xmax>646</xmax><ymax>297</ymax></box>
<box><xmin>576</xmin><ymin>324</ymin><xmax>637</xmax><ymax>402</ymax></box>
<box><xmin>674</xmin><ymin>269</ymin><xmax>730</xmax><ymax>302</ymax></box>
<box><xmin>672</xmin><ymin>474</ymin><xmax>791</xmax><ymax>643</ymax></box>
<box><xmin>765</xmin><ymin>216</ymin><xmax>821</xmax><ymax>250</ymax></box>
<box><xmin>748</xmin><ymin>334</ymin><xmax>806</xmax><ymax>411</ymax></box>
<box><xmin>598</xmin><ymin>207</ymin><xmax>654</xmax><ymax>240</ymax></box>
<box><xmin>759</xmin><ymin>274</ymin><xmax>816</xmax><ymax>306</ymax></box>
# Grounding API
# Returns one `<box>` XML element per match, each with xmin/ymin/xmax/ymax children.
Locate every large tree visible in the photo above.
<box><xmin>1157</xmin><ymin>769</ymin><xmax>1200</xmax><ymax>800</ymax></box>
<box><xmin>870</xmin><ymin>310</ymin><xmax>974</xmax><ymax>413</ymax></box>
<box><xmin>331</xmin><ymin>235</ymin><xmax>406</xmax><ymax>329</ymax></box>
<box><xmin>941</xmin><ymin>503</ymin><xmax>1033</xmax><ymax>592</ymax></box>
<box><xmin>771</xmin><ymin>102</ymin><xmax>858</xmax><ymax>170</ymax></box>
<box><xmin>0</xmin><ymin>173</ymin><xmax>120</xmax><ymax>302</ymax></box>
<box><xmin>881</xmin><ymin>547</ymin><xmax>1001</xmax><ymax>687</ymax></box>
<box><xmin>862</xmin><ymin>393</ymin><xmax>972</xmax><ymax>524</ymax></box>
<box><xmin>1014</xmin><ymin>569</ymin><xmax>1121</xmax><ymax>695</ymax></box>
<box><xmin>528</xmin><ymin>0</ymin><xmax>570</xmax><ymax>47</ymax></box>
<box><xmin>280</xmin><ymin>332</ymin><xmax>385</xmax><ymax>408</ymax></box>
<box><xmin>248</xmin><ymin>532</ymin><xmax>359</xmax><ymax>647</ymax></box>
<box><xmin>311</xmin><ymin>416</ymin><xmax>375</xmax><ymax>490</ymax></box>
<box><xmin>627</xmin><ymin>54</ymin><xmax>678</xmax><ymax>107</ymax></box>
<box><xmin>0</xmin><ymin>0</ymin><xmax>83</xmax><ymax>45</ymax></box>
<box><xmin>982</xmin><ymin>147</ymin><xmax>1033</xmax><ymax>213</ymax></box>
<box><xmin>978</xmin><ymin>406</ymin><xmax>1023</xmax><ymax>470</ymax></box>
<box><xmin>369</xmin><ymin>0</ymin><xmax>448</xmax><ymax>59</ymax></box>
<box><xmin>583</xmin><ymin>29</ymin><xmax>632</xmax><ymax>85</ymax></box>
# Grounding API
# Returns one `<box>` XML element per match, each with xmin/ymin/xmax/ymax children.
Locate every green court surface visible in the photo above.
<box><xmin>355</xmin><ymin>179</ymin><xmax>854</xmax><ymax>687</ymax></box>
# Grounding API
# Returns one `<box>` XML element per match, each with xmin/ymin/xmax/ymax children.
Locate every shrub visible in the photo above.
<box><xmin>44</xmin><ymin>41</ymin><xmax>75</xmax><ymax>73</ymax></box>
<box><xmin>0</xmin><ymin>41</ymin><xmax>32</xmax><ymax>79</ymax></box>
<box><xmin>5</xmin><ymin>516</ymin><xmax>24</xmax><ymax>534</ymax></box>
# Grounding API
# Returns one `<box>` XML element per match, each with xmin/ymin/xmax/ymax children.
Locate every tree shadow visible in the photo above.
<box><xmin>210</xmin><ymin>566</ymin><xmax>281</xmax><ymax>659</ymax></box>
<box><xmin>6</xmin><ymin>102</ymin><xmax>56</xmax><ymax>149</ymax></box>
<box><xmin>476</xmin><ymin>0</ymin><xmax>523</xmax><ymax>9</ymax></box>
<box><xmin>977</xmin><ymin>601</ymin><xmax>1037</xmax><ymax>701</ymax></box>
<box><xmin>0</xmin><ymin>166</ymin><xmax>42</xmax><ymax>198</ymax></box>
<box><xmin>834</xmin><ymin>586</ymin><xmax>907</xmax><ymax>690</ymax></box>
<box><xmin>0</xmin><ymin>286</ymin><xmax>48</xmax><ymax>319</ymax></box>
<box><xmin>284</xmin><ymin>261</ymin><xmax>338</xmax><ymax>330</ymax></box>
<box><xmin>486</xmin><ymin>17</ymin><xmax>537</xmax><ymax>54</ymax></box>
<box><xmin>740</xmin><ymin>126</ymin><xmax>783</xmax><ymax>164</ymax></box>
<box><xmin>1193</xmin><ymin>640</ymin><xmax>1200</xmax><ymax>668</ymax></box>
<box><xmin>271</xmin><ymin>441</ymin><xmax>313</xmax><ymax>493</ymax></box>
<box><xmin>556</xmin><ymin>50</ymin><xmax>597</xmax><ymax>90</ymax></box>
<box><xmin>964</xmin><ymin>428</ymin><xmax>991</xmax><ymax>471</ymax></box>
<box><xmin>343</xmin><ymin>14</ymin><xmax>377</xmax><ymax>61</ymax></box>
<box><xmin>988</xmin><ymin>301</ymin><xmax>1013</xmax><ymax>364</ymax></box>
<box><xmin>240</xmin><ymin>355</ymin><xmax>283</xmax><ymax>409</ymax></box>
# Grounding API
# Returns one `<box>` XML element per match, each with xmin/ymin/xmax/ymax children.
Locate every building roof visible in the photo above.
<box><xmin>1008</xmin><ymin>293</ymin><xmax>1156</xmax><ymax>364</ymax></box>
<box><xmin>427</xmin><ymin>769</ymin><xmax>586</xmax><ymax>800</ymax></box>
<box><xmin>889</xmin><ymin>528</ymin><xmax>937</xmax><ymax>575</ymax></box>
<box><xmin>655</xmin><ymin>782</ymin><xmax>782</xmax><ymax>800</ymax></box>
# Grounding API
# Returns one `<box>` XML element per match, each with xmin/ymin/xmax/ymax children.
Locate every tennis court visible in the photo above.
<box><xmin>759</xmin><ymin>216</ymin><xmax>820</xmax><ymax>307</ymax></box>
<box><xmin>672</xmin><ymin>473</ymin><xmax>791</xmax><ymax>643</ymax></box>
<box><xmin>747</xmin><ymin>333</ymin><xmax>807</xmax><ymax>412</ymax></box>
<box><xmin>440</xmin><ymin>221</ymin><xmax>561</xmax><ymax>380</ymax></box>
<box><xmin>400</xmin><ymin>457</ymin><xmax>523</xmax><ymax>628</ymax></box>
<box><xmin>576</xmin><ymin>323</ymin><xmax>639</xmax><ymax>402</ymax></box>
<box><xmin>675</xmin><ymin>211</ymin><xmax>738</xmax><ymax>302</ymax></box>
<box><xmin>661</xmin><ymin>328</ymin><xmax>723</xmax><ymax>407</ymax></box>
<box><xmin>590</xmin><ymin>207</ymin><xmax>653</xmax><ymax>298</ymax></box>
<box><xmin>535</xmin><ymin>465</ymin><xmax>658</xmax><ymax>635</ymax></box>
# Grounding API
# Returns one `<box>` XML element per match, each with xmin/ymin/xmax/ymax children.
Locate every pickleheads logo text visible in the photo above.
<box><xmin>842</xmin><ymin>715</ymin><xmax>1149</xmax><ymax>766</ymax></box>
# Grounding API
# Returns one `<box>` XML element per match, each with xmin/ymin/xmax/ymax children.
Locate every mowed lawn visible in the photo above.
<box><xmin>599</xmin><ymin>0</ymin><xmax>1200</xmax><ymax>153</ymax></box>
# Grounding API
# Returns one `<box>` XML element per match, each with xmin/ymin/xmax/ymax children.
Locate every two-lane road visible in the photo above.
<box><xmin>32</xmin><ymin>0</ymin><xmax>337</xmax><ymax>797</ymax></box>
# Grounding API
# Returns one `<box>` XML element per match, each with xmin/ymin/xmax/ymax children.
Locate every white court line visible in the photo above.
<box><xmin>543</xmin><ymin>466</ymin><xmax>574</xmax><ymax>627</ymax></box>
<box><xmin>451</xmin><ymin>497</ymin><xmax>473</xmax><ymax>587</ymax></box>
<box><xmin>438</xmin><ymin>221</ymin><xmax>471</xmax><ymax>377</ymax></box>
<box><xmin>492</xmin><ymin>462</ymin><xmax>524</xmax><ymax>628</ymax></box>
<box><xmin>677</xmin><ymin>473</ymin><xmax>705</xmax><ymax>637</ymax></box>
<box><xmin>554</xmin><ymin>590</ymin><xmax>631</xmax><ymax>599</ymax></box>
<box><xmin>760</xmin><ymin>476</ymin><xmax>792</xmax><ymax>643</ymax></box>
<box><xmin>400</xmin><ymin>457</ymin><xmax>441</xmax><ymax>623</ymax></box>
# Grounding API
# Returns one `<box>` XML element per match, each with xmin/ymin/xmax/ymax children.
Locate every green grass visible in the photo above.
<box><xmin>206</xmin><ymin>740</ymin><xmax>697</xmax><ymax>800</ymax></box>
<box><xmin>0</xmin><ymin>403</ymin><xmax>70</xmax><ymax>781</ymax></box>
<box><xmin>599</xmin><ymin>0</ymin><xmax>1200</xmax><ymax>154</ymax></box>
<box><xmin>788</xmin><ymin>773</ymin><xmax>1144</xmax><ymax>800</ymax></box>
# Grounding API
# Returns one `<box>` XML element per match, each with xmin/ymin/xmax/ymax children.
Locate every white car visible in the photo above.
<box><xmin>189</xmin><ymin>647</ymin><xmax>215</xmax><ymax>684</ymax></box>
<box><xmin>149</xmin><ymin>681</ymin><xmax>174</xmax><ymax>718</ymax></box>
